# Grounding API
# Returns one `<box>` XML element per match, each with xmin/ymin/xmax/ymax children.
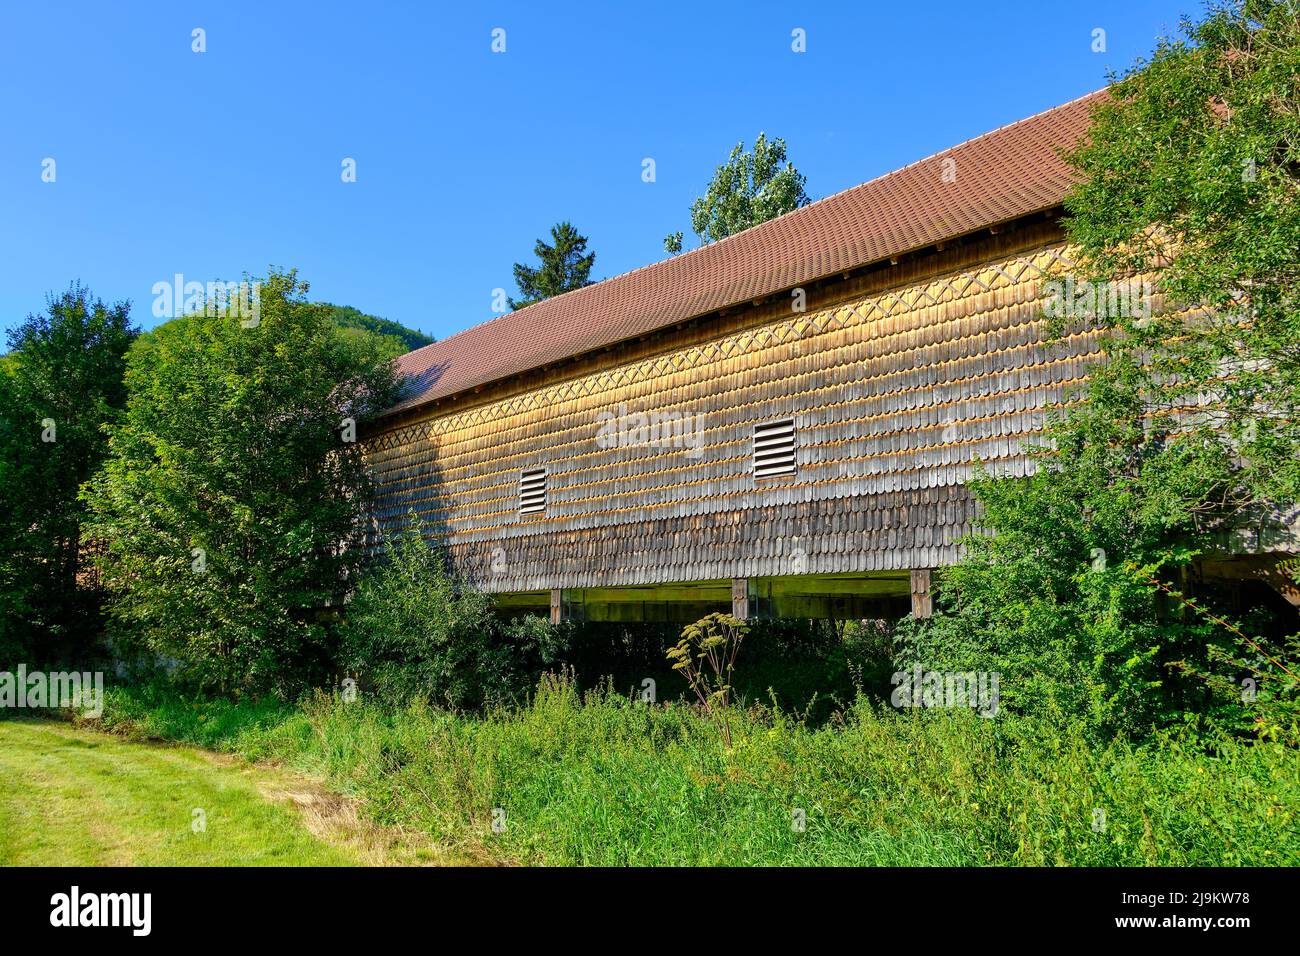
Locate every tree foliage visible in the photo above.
<box><xmin>0</xmin><ymin>287</ymin><xmax>136</xmax><ymax>666</ymax></box>
<box><xmin>1063</xmin><ymin>0</ymin><xmax>1300</xmax><ymax>504</ymax></box>
<box><xmin>895</xmin><ymin>393</ymin><xmax>1240</xmax><ymax>739</ymax></box>
<box><xmin>666</xmin><ymin>133</ymin><xmax>809</xmax><ymax>250</ymax></box>
<box><xmin>82</xmin><ymin>270</ymin><xmax>400</xmax><ymax>692</ymax></box>
<box><xmin>318</xmin><ymin>302</ymin><xmax>434</xmax><ymax>354</ymax></box>
<box><xmin>508</xmin><ymin>221</ymin><xmax>596</xmax><ymax>311</ymax></box>
<box><xmin>897</xmin><ymin>0</ymin><xmax>1299</xmax><ymax>742</ymax></box>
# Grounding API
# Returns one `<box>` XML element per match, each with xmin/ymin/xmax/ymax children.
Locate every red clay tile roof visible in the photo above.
<box><xmin>386</xmin><ymin>88</ymin><xmax>1104</xmax><ymax>417</ymax></box>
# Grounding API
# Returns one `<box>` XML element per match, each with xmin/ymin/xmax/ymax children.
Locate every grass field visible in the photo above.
<box><xmin>0</xmin><ymin>719</ymin><xmax>458</xmax><ymax>866</ymax></box>
<box><xmin>84</xmin><ymin>677</ymin><xmax>1300</xmax><ymax>867</ymax></box>
<box><xmin>4</xmin><ymin>678</ymin><xmax>1295</xmax><ymax>867</ymax></box>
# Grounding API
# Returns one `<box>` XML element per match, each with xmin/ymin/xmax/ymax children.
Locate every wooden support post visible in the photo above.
<box><xmin>910</xmin><ymin>569</ymin><xmax>933</xmax><ymax>619</ymax></box>
<box><xmin>550</xmin><ymin>588</ymin><xmax>563</xmax><ymax>625</ymax></box>
<box><xmin>731</xmin><ymin>578</ymin><xmax>750</xmax><ymax>620</ymax></box>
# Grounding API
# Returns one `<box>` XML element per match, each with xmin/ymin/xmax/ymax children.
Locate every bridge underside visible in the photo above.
<box><xmin>489</xmin><ymin>553</ymin><xmax>1300</xmax><ymax>625</ymax></box>
<box><xmin>492</xmin><ymin>571</ymin><xmax>931</xmax><ymax>624</ymax></box>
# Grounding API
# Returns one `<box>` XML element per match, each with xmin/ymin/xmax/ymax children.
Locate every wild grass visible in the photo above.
<box><xmin>87</xmin><ymin>674</ymin><xmax>1300</xmax><ymax>866</ymax></box>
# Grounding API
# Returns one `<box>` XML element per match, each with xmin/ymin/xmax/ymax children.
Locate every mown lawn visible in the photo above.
<box><xmin>0</xmin><ymin>719</ymin><xmax>387</xmax><ymax>866</ymax></box>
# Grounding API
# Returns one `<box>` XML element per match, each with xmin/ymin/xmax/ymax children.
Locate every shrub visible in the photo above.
<box><xmin>340</xmin><ymin>520</ymin><xmax>567</xmax><ymax>707</ymax></box>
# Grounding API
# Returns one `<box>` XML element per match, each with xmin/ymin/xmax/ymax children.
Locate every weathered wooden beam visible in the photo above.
<box><xmin>1257</xmin><ymin>569</ymin><xmax>1299</xmax><ymax>607</ymax></box>
<box><xmin>732</xmin><ymin>578</ymin><xmax>750</xmax><ymax>620</ymax></box>
<box><xmin>764</xmin><ymin>574</ymin><xmax>910</xmax><ymax>597</ymax></box>
<box><xmin>582</xmin><ymin>601</ymin><xmax>722</xmax><ymax>624</ymax></box>
<box><xmin>567</xmin><ymin>583</ymin><xmax>731</xmax><ymax>603</ymax></box>
<box><xmin>765</xmin><ymin>594</ymin><xmax>908</xmax><ymax>619</ymax></box>
<box><xmin>493</xmin><ymin>590</ymin><xmax>549</xmax><ymax>607</ymax></box>
<box><xmin>501</xmin><ymin>578</ymin><xmax>921</xmax><ymax>622</ymax></box>
<box><xmin>910</xmin><ymin>569</ymin><xmax>933</xmax><ymax>619</ymax></box>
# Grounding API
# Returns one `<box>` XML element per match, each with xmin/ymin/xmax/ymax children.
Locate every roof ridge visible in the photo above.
<box><xmin>388</xmin><ymin>86</ymin><xmax>1102</xmax><ymax>415</ymax></box>
<box><xmin>398</xmin><ymin>87</ymin><xmax>1108</xmax><ymax>367</ymax></box>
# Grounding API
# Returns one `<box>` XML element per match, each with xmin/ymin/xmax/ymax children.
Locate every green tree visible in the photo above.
<box><xmin>895</xmin><ymin>387</ymin><xmax>1237</xmax><ymax>739</ymax></box>
<box><xmin>666</xmin><ymin>133</ymin><xmax>810</xmax><ymax>250</ymax></box>
<box><xmin>151</xmin><ymin>302</ymin><xmax>418</xmax><ymax>363</ymax></box>
<box><xmin>317</xmin><ymin>302</ymin><xmax>434</xmax><ymax>353</ymax></box>
<box><xmin>0</xmin><ymin>287</ymin><xmax>136</xmax><ymax>666</ymax></box>
<box><xmin>1063</xmin><ymin>0</ymin><xmax>1300</xmax><ymax>505</ymax></box>
<box><xmin>82</xmin><ymin>270</ymin><xmax>400</xmax><ymax>692</ymax></box>
<box><xmin>508</xmin><ymin>221</ymin><xmax>596</xmax><ymax>311</ymax></box>
<box><xmin>897</xmin><ymin>0</ymin><xmax>1300</xmax><ymax>742</ymax></box>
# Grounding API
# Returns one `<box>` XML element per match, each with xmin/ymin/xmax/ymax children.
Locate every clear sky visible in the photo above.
<box><xmin>1</xmin><ymin>0</ymin><xmax>1193</xmax><ymax>342</ymax></box>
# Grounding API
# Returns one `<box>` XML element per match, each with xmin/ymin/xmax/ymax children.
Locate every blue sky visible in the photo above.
<box><xmin>1</xmin><ymin>0</ymin><xmax>1193</xmax><ymax>342</ymax></box>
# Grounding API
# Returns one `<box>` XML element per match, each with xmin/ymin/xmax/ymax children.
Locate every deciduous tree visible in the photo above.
<box><xmin>82</xmin><ymin>270</ymin><xmax>399</xmax><ymax>691</ymax></box>
<box><xmin>1064</xmin><ymin>0</ymin><xmax>1300</xmax><ymax>504</ymax></box>
<box><xmin>0</xmin><ymin>287</ymin><xmax>135</xmax><ymax>666</ymax></box>
<box><xmin>665</xmin><ymin>133</ymin><xmax>809</xmax><ymax>250</ymax></box>
<box><xmin>898</xmin><ymin>0</ymin><xmax>1300</xmax><ymax>741</ymax></box>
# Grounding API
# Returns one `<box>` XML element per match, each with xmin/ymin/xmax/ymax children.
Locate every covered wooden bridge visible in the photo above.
<box><xmin>361</xmin><ymin>89</ymin><xmax>1279</xmax><ymax>623</ymax></box>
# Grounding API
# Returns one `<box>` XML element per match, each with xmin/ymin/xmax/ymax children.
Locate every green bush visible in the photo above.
<box><xmin>340</xmin><ymin>521</ymin><xmax>567</xmax><ymax>707</ymax></box>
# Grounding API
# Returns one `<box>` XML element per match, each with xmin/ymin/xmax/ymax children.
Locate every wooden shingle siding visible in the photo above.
<box><xmin>363</xmin><ymin>222</ymin><xmax>1098</xmax><ymax>594</ymax></box>
<box><xmin>441</xmin><ymin>489</ymin><xmax>977</xmax><ymax>592</ymax></box>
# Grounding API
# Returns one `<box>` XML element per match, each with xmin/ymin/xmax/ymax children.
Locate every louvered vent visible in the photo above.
<box><xmin>519</xmin><ymin>467</ymin><xmax>547</xmax><ymax>516</ymax></box>
<box><xmin>753</xmin><ymin>419</ymin><xmax>796</xmax><ymax>479</ymax></box>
